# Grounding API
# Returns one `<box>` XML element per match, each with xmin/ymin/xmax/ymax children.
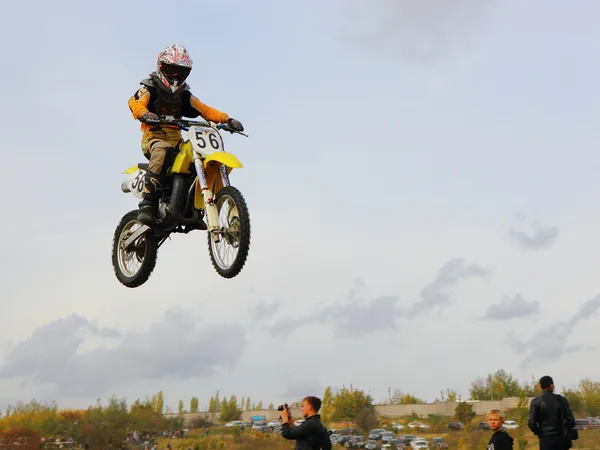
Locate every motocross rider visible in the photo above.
<box><xmin>128</xmin><ymin>44</ymin><xmax>244</xmax><ymax>226</ymax></box>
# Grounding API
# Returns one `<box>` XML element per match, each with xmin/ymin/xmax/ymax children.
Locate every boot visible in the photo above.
<box><xmin>137</xmin><ymin>171</ymin><xmax>162</xmax><ymax>226</ymax></box>
<box><xmin>137</xmin><ymin>194</ymin><xmax>156</xmax><ymax>226</ymax></box>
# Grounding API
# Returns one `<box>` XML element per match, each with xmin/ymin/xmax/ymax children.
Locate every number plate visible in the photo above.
<box><xmin>188</xmin><ymin>126</ymin><xmax>223</xmax><ymax>156</ymax></box>
<box><xmin>127</xmin><ymin>169</ymin><xmax>145</xmax><ymax>199</ymax></box>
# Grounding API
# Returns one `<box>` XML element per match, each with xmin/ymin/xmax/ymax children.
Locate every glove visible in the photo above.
<box><xmin>227</xmin><ymin>118</ymin><xmax>244</xmax><ymax>132</ymax></box>
<box><xmin>141</xmin><ymin>112</ymin><xmax>159</xmax><ymax>123</ymax></box>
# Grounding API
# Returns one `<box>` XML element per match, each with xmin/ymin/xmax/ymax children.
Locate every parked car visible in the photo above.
<box><xmin>430</xmin><ymin>437</ymin><xmax>448</xmax><ymax>449</ymax></box>
<box><xmin>224</xmin><ymin>421</ymin><xmax>244</xmax><ymax>427</ymax></box>
<box><xmin>251</xmin><ymin>420</ymin><xmax>266</xmax><ymax>430</ymax></box>
<box><xmin>369</xmin><ymin>428</ymin><xmax>386</xmax><ymax>440</ymax></box>
<box><xmin>337</xmin><ymin>435</ymin><xmax>355</xmax><ymax>446</ymax></box>
<box><xmin>448</xmin><ymin>422</ymin><xmax>464</xmax><ymax>431</ymax></box>
<box><xmin>329</xmin><ymin>434</ymin><xmax>342</xmax><ymax>444</ymax></box>
<box><xmin>575</xmin><ymin>419</ymin><xmax>595</xmax><ymax>430</ymax></box>
<box><xmin>365</xmin><ymin>440</ymin><xmax>378</xmax><ymax>450</ymax></box>
<box><xmin>412</xmin><ymin>439</ymin><xmax>429</xmax><ymax>450</ymax></box>
<box><xmin>388</xmin><ymin>438</ymin><xmax>406</xmax><ymax>449</ymax></box>
<box><xmin>503</xmin><ymin>421</ymin><xmax>518</xmax><ymax>430</ymax></box>
<box><xmin>479</xmin><ymin>422</ymin><xmax>491</xmax><ymax>430</ymax></box>
<box><xmin>345</xmin><ymin>436</ymin><xmax>367</xmax><ymax>448</ymax></box>
<box><xmin>381</xmin><ymin>432</ymin><xmax>396</xmax><ymax>443</ymax></box>
<box><xmin>392</xmin><ymin>423</ymin><xmax>406</xmax><ymax>432</ymax></box>
<box><xmin>401</xmin><ymin>435</ymin><xmax>418</xmax><ymax>444</ymax></box>
<box><xmin>339</xmin><ymin>427</ymin><xmax>361</xmax><ymax>436</ymax></box>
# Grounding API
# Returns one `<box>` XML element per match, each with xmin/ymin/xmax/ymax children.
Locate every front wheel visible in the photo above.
<box><xmin>207</xmin><ymin>186</ymin><xmax>251</xmax><ymax>278</ymax></box>
<box><xmin>111</xmin><ymin>210</ymin><xmax>158</xmax><ymax>288</ymax></box>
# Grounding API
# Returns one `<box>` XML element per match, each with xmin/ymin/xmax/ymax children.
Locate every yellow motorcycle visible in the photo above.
<box><xmin>111</xmin><ymin>117</ymin><xmax>250</xmax><ymax>287</ymax></box>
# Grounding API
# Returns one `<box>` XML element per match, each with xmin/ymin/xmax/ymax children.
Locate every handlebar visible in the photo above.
<box><xmin>143</xmin><ymin>117</ymin><xmax>248</xmax><ymax>136</ymax></box>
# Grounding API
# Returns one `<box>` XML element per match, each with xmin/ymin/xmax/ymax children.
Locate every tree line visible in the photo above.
<box><xmin>0</xmin><ymin>396</ymin><xmax>183</xmax><ymax>448</ymax></box>
<box><xmin>1</xmin><ymin>370</ymin><xmax>598</xmax><ymax>446</ymax></box>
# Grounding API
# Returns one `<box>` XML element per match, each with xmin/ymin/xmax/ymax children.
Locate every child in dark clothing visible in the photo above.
<box><xmin>487</xmin><ymin>409</ymin><xmax>514</xmax><ymax>450</ymax></box>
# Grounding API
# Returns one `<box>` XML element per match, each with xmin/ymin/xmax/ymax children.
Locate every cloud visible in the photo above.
<box><xmin>266</xmin><ymin>293</ymin><xmax>403</xmax><ymax>340</ymax></box>
<box><xmin>279</xmin><ymin>379</ymin><xmax>324</xmax><ymax>403</ymax></box>
<box><xmin>339</xmin><ymin>0</ymin><xmax>496</xmax><ymax>63</ymax></box>
<box><xmin>408</xmin><ymin>258</ymin><xmax>491</xmax><ymax>317</ymax></box>
<box><xmin>321</xmin><ymin>295</ymin><xmax>403</xmax><ymax>338</ymax></box>
<box><xmin>263</xmin><ymin>258</ymin><xmax>488</xmax><ymax>337</ymax></box>
<box><xmin>509</xmin><ymin>213</ymin><xmax>558</xmax><ymax>250</ymax></box>
<box><xmin>509</xmin><ymin>294</ymin><xmax>600</xmax><ymax>365</ymax></box>
<box><xmin>482</xmin><ymin>294</ymin><xmax>540</xmax><ymax>321</ymax></box>
<box><xmin>0</xmin><ymin>308</ymin><xmax>247</xmax><ymax>398</ymax></box>
<box><xmin>250</xmin><ymin>301</ymin><xmax>281</xmax><ymax>321</ymax></box>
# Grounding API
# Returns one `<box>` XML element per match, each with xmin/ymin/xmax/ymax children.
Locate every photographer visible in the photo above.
<box><xmin>280</xmin><ymin>396</ymin><xmax>331</xmax><ymax>450</ymax></box>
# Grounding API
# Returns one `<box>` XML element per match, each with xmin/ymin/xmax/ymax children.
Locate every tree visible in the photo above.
<box><xmin>440</xmin><ymin>389</ymin><xmax>457</xmax><ymax>402</ymax></box>
<box><xmin>455</xmin><ymin>402</ymin><xmax>475</xmax><ymax>430</ymax></box>
<box><xmin>156</xmin><ymin>391</ymin><xmax>164</xmax><ymax>415</ymax></box>
<box><xmin>331</xmin><ymin>386</ymin><xmax>373</xmax><ymax>422</ymax></box>
<box><xmin>208</xmin><ymin>390</ymin><xmax>221</xmax><ymax>412</ymax></box>
<box><xmin>245</xmin><ymin>397</ymin><xmax>251</xmax><ymax>411</ymax></box>
<box><xmin>257</xmin><ymin>401</ymin><xmax>263</xmax><ymax>409</ymax></box>
<box><xmin>178</xmin><ymin>400</ymin><xmax>184</xmax><ymax>415</ymax></box>
<box><xmin>354</xmin><ymin>407</ymin><xmax>378</xmax><ymax>432</ymax></box>
<box><xmin>220</xmin><ymin>395</ymin><xmax>242</xmax><ymax>423</ymax></box>
<box><xmin>520</xmin><ymin>376</ymin><xmax>543</xmax><ymax>397</ymax></box>
<box><xmin>515</xmin><ymin>390</ymin><xmax>529</xmax><ymax>450</ymax></box>
<box><xmin>268</xmin><ymin>403</ymin><xmax>274</xmax><ymax>410</ymax></box>
<box><xmin>470</xmin><ymin>370</ymin><xmax>522</xmax><ymax>400</ymax></box>
<box><xmin>0</xmin><ymin>397</ymin><xmax>179</xmax><ymax>448</ymax></box>
<box><xmin>240</xmin><ymin>397</ymin><xmax>246</xmax><ymax>411</ymax></box>
<box><xmin>190</xmin><ymin>397</ymin><xmax>199</xmax><ymax>413</ymax></box>
<box><xmin>561</xmin><ymin>388</ymin><xmax>583</xmax><ymax>414</ymax></box>
<box><xmin>391</xmin><ymin>390</ymin><xmax>423</xmax><ymax>404</ymax></box>
<box><xmin>321</xmin><ymin>387</ymin><xmax>334</xmax><ymax>426</ymax></box>
<box><xmin>579</xmin><ymin>378</ymin><xmax>600</xmax><ymax>416</ymax></box>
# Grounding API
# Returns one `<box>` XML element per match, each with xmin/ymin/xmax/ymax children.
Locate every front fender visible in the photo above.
<box><xmin>203</xmin><ymin>152</ymin><xmax>243</xmax><ymax>169</ymax></box>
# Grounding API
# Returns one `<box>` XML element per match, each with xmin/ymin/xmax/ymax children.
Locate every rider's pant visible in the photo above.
<box><xmin>140</xmin><ymin>128</ymin><xmax>182</xmax><ymax>198</ymax></box>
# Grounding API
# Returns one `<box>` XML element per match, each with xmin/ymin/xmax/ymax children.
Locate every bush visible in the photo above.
<box><xmin>355</xmin><ymin>407</ymin><xmax>378</xmax><ymax>433</ymax></box>
<box><xmin>190</xmin><ymin>416</ymin><xmax>216</xmax><ymax>429</ymax></box>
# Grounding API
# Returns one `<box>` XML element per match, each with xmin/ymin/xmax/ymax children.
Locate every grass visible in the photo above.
<box><xmin>154</xmin><ymin>417</ymin><xmax>600</xmax><ymax>450</ymax></box>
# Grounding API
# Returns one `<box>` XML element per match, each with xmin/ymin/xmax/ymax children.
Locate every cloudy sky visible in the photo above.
<box><xmin>1</xmin><ymin>0</ymin><xmax>600</xmax><ymax>412</ymax></box>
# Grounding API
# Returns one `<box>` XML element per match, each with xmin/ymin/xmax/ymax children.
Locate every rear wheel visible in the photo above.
<box><xmin>111</xmin><ymin>210</ymin><xmax>158</xmax><ymax>287</ymax></box>
<box><xmin>207</xmin><ymin>186</ymin><xmax>251</xmax><ymax>278</ymax></box>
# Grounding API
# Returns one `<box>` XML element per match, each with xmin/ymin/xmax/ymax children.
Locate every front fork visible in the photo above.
<box><xmin>193</xmin><ymin>155</ymin><xmax>231</xmax><ymax>235</ymax></box>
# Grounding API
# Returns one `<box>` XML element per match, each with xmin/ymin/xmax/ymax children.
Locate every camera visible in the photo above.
<box><xmin>277</xmin><ymin>404</ymin><xmax>289</xmax><ymax>411</ymax></box>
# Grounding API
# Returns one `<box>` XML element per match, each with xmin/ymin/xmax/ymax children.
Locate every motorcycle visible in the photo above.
<box><xmin>111</xmin><ymin>117</ymin><xmax>250</xmax><ymax>288</ymax></box>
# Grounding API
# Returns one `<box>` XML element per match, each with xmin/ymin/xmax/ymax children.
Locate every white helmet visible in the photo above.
<box><xmin>156</xmin><ymin>44</ymin><xmax>193</xmax><ymax>93</ymax></box>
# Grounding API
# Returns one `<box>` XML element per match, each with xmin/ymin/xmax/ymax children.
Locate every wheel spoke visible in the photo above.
<box><xmin>207</xmin><ymin>187</ymin><xmax>250</xmax><ymax>278</ymax></box>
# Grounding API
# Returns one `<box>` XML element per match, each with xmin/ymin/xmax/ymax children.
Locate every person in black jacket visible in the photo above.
<box><xmin>487</xmin><ymin>409</ymin><xmax>514</xmax><ymax>450</ymax></box>
<box><xmin>281</xmin><ymin>396</ymin><xmax>332</xmax><ymax>450</ymax></box>
<box><xmin>528</xmin><ymin>376</ymin><xmax>576</xmax><ymax>450</ymax></box>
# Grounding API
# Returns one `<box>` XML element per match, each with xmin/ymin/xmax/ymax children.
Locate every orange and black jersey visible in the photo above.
<box><xmin>128</xmin><ymin>75</ymin><xmax>230</xmax><ymax>132</ymax></box>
